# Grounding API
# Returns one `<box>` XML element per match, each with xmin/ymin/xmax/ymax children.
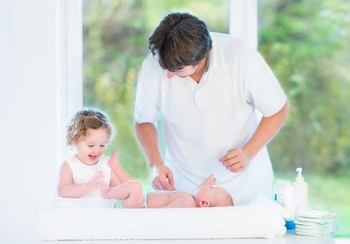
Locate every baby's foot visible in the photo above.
<box><xmin>98</xmin><ymin>181</ymin><xmax>110</xmax><ymax>198</ymax></box>
<box><xmin>108</xmin><ymin>149</ymin><xmax>121</xmax><ymax>173</ymax></box>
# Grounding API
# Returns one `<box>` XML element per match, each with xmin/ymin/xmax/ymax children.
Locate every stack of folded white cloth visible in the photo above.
<box><xmin>295</xmin><ymin>209</ymin><xmax>338</xmax><ymax>237</ymax></box>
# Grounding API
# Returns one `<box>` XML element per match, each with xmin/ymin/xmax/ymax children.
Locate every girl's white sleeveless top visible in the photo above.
<box><xmin>66</xmin><ymin>155</ymin><xmax>111</xmax><ymax>197</ymax></box>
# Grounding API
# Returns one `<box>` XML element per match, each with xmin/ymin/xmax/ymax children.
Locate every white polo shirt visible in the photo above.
<box><xmin>134</xmin><ymin>32</ymin><xmax>287</xmax><ymax>200</ymax></box>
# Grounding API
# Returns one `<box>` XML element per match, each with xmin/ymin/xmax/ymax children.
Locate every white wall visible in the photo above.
<box><xmin>0</xmin><ymin>0</ymin><xmax>81</xmax><ymax>243</ymax></box>
<box><xmin>0</xmin><ymin>1</ymin><xmax>255</xmax><ymax>242</ymax></box>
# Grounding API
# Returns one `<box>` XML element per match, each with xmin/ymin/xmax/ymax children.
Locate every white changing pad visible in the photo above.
<box><xmin>50</xmin><ymin>195</ymin><xmax>115</xmax><ymax>209</ymax></box>
<box><xmin>39</xmin><ymin>195</ymin><xmax>290</xmax><ymax>240</ymax></box>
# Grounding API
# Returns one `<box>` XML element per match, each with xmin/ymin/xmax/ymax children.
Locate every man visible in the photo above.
<box><xmin>134</xmin><ymin>12</ymin><xmax>289</xmax><ymax>200</ymax></box>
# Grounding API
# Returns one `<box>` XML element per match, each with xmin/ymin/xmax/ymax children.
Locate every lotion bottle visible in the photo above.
<box><xmin>293</xmin><ymin>168</ymin><xmax>308</xmax><ymax>215</ymax></box>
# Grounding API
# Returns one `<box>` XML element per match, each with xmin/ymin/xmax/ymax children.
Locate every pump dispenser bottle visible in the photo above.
<box><xmin>293</xmin><ymin>168</ymin><xmax>308</xmax><ymax>214</ymax></box>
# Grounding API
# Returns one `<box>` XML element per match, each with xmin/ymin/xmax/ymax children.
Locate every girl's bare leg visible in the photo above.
<box><xmin>120</xmin><ymin>180</ymin><xmax>144</xmax><ymax>208</ymax></box>
<box><xmin>107</xmin><ymin>149</ymin><xmax>121</xmax><ymax>174</ymax></box>
<box><xmin>107</xmin><ymin>150</ymin><xmax>144</xmax><ymax>208</ymax></box>
<box><xmin>98</xmin><ymin>181</ymin><xmax>111</xmax><ymax>198</ymax></box>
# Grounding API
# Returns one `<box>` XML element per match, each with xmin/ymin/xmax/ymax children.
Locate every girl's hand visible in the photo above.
<box><xmin>87</xmin><ymin>170</ymin><xmax>104</xmax><ymax>192</ymax></box>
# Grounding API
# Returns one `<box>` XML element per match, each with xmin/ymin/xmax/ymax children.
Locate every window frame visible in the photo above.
<box><xmin>58</xmin><ymin>0</ymin><xmax>83</xmax><ymax>157</ymax></box>
<box><xmin>229</xmin><ymin>0</ymin><xmax>258</xmax><ymax>50</ymax></box>
<box><xmin>62</xmin><ymin>0</ymin><xmax>258</xmax><ymax>155</ymax></box>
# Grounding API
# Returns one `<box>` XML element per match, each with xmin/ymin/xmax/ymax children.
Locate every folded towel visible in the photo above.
<box><xmin>296</xmin><ymin>225</ymin><xmax>339</xmax><ymax>237</ymax></box>
<box><xmin>295</xmin><ymin>209</ymin><xmax>339</xmax><ymax>236</ymax></box>
<box><xmin>295</xmin><ymin>220</ymin><xmax>337</xmax><ymax>229</ymax></box>
<box><xmin>297</xmin><ymin>209</ymin><xmax>338</xmax><ymax>221</ymax></box>
<box><xmin>297</xmin><ymin>216</ymin><xmax>332</xmax><ymax>224</ymax></box>
<box><xmin>296</xmin><ymin>223</ymin><xmax>338</xmax><ymax>233</ymax></box>
<box><xmin>296</xmin><ymin>228</ymin><xmax>327</xmax><ymax>237</ymax></box>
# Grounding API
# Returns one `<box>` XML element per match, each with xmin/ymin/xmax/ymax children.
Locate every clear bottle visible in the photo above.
<box><xmin>283</xmin><ymin>183</ymin><xmax>296</xmax><ymax>229</ymax></box>
<box><xmin>293</xmin><ymin>168</ymin><xmax>308</xmax><ymax>215</ymax></box>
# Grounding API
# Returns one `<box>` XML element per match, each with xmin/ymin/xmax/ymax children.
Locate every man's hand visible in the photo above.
<box><xmin>219</xmin><ymin>148</ymin><xmax>250</xmax><ymax>173</ymax></box>
<box><xmin>151</xmin><ymin>165</ymin><xmax>176</xmax><ymax>191</ymax></box>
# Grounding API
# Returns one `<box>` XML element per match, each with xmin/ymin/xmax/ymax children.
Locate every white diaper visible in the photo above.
<box><xmin>112</xmin><ymin>194</ymin><xmax>148</xmax><ymax>208</ymax></box>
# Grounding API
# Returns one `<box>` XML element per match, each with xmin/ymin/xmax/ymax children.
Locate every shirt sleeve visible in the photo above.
<box><xmin>244</xmin><ymin>52</ymin><xmax>287</xmax><ymax>117</ymax></box>
<box><xmin>134</xmin><ymin>54</ymin><xmax>163</xmax><ymax>123</ymax></box>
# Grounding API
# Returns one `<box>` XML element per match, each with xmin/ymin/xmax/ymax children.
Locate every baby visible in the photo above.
<box><xmin>143</xmin><ymin>174</ymin><xmax>234</xmax><ymax>208</ymax></box>
<box><xmin>99</xmin><ymin>151</ymin><xmax>234</xmax><ymax>208</ymax></box>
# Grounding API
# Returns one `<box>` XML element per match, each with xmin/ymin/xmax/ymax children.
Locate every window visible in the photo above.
<box><xmin>82</xmin><ymin>1</ymin><xmax>349</xmax><ymax>238</ymax></box>
<box><xmin>83</xmin><ymin>0</ymin><xmax>229</xmax><ymax>180</ymax></box>
<box><xmin>259</xmin><ymin>0</ymin><xmax>350</xmax><ymax>237</ymax></box>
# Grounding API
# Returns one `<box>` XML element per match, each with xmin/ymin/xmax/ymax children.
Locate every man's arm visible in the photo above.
<box><xmin>134</xmin><ymin>121</ymin><xmax>175</xmax><ymax>190</ymax></box>
<box><xmin>220</xmin><ymin>101</ymin><xmax>289</xmax><ymax>172</ymax></box>
<box><xmin>245</xmin><ymin>101</ymin><xmax>289</xmax><ymax>158</ymax></box>
<box><xmin>134</xmin><ymin>122</ymin><xmax>163</xmax><ymax>168</ymax></box>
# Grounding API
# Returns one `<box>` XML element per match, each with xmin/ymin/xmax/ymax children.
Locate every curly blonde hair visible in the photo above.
<box><xmin>66</xmin><ymin>107</ymin><xmax>113</xmax><ymax>146</ymax></box>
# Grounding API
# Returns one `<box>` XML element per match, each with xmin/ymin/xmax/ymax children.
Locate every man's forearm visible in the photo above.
<box><xmin>243</xmin><ymin>102</ymin><xmax>289</xmax><ymax>160</ymax></box>
<box><xmin>134</xmin><ymin>121</ymin><xmax>164</xmax><ymax>168</ymax></box>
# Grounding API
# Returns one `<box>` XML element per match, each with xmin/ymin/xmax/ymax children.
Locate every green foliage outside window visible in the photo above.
<box><xmin>259</xmin><ymin>1</ymin><xmax>350</xmax><ymax>237</ymax></box>
<box><xmin>259</xmin><ymin>0</ymin><xmax>350</xmax><ymax>174</ymax></box>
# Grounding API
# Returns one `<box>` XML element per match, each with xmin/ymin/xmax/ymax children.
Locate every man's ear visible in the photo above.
<box><xmin>199</xmin><ymin>200</ymin><xmax>210</xmax><ymax>208</ymax></box>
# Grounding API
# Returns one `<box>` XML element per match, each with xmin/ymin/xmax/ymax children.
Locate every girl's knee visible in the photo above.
<box><xmin>124</xmin><ymin>181</ymin><xmax>144</xmax><ymax>208</ymax></box>
<box><xmin>130</xmin><ymin>180</ymin><xmax>143</xmax><ymax>195</ymax></box>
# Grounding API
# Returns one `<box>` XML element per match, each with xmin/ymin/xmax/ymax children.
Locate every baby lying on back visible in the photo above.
<box><xmin>100</xmin><ymin>151</ymin><xmax>234</xmax><ymax>208</ymax></box>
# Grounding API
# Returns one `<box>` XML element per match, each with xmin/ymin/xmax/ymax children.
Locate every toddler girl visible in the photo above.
<box><xmin>57</xmin><ymin>107</ymin><xmax>143</xmax><ymax>208</ymax></box>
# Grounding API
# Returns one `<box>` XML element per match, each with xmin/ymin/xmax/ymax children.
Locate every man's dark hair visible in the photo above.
<box><xmin>149</xmin><ymin>12</ymin><xmax>212</xmax><ymax>72</ymax></box>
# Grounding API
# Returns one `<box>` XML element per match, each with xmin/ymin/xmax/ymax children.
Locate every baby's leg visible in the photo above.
<box><xmin>98</xmin><ymin>181</ymin><xmax>111</xmax><ymax>198</ymax></box>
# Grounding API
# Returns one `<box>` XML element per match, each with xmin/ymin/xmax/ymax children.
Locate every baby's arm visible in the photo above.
<box><xmin>198</xmin><ymin>174</ymin><xmax>216</xmax><ymax>188</ymax></box>
<box><xmin>57</xmin><ymin>161</ymin><xmax>103</xmax><ymax>198</ymax></box>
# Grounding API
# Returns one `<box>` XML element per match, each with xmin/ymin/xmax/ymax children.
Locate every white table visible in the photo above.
<box><xmin>42</xmin><ymin>230</ymin><xmax>335</xmax><ymax>244</ymax></box>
